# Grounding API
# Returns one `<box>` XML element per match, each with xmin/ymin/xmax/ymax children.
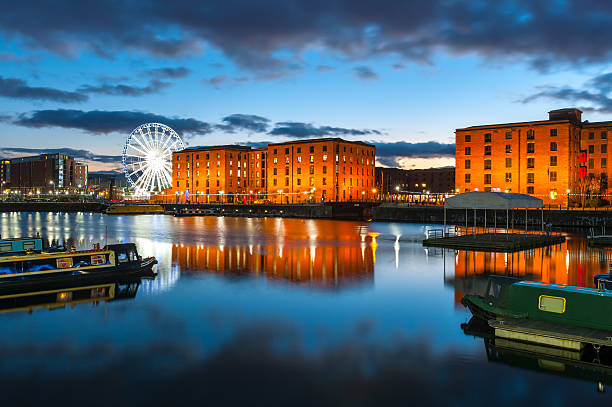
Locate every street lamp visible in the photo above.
<box><xmin>566</xmin><ymin>188</ymin><xmax>571</xmax><ymax>209</ymax></box>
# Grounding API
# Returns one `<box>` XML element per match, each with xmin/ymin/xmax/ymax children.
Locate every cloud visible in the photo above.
<box><xmin>78</xmin><ymin>79</ymin><xmax>173</xmax><ymax>97</ymax></box>
<box><xmin>202</xmin><ymin>75</ymin><xmax>229</xmax><ymax>87</ymax></box>
<box><xmin>0</xmin><ymin>76</ymin><xmax>87</xmax><ymax>102</ymax></box>
<box><xmin>353</xmin><ymin>66</ymin><xmax>379</xmax><ymax>81</ymax></box>
<box><xmin>142</xmin><ymin>67</ymin><xmax>191</xmax><ymax>79</ymax></box>
<box><xmin>217</xmin><ymin>114</ymin><xmax>270</xmax><ymax>133</ymax></box>
<box><xmin>373</xmin><ymin>141</ymin><xmax>455</xmax><ymax>166</ymax></box>
<box><xmin>13</xmin><ymin>109</ymin><xmax>212</xmax><ymax>136</ymax></box>
<box><xmin>316</xmin><ymin>65</ymin><xmax>335</xmax><ymax>72</ymax></box>
<box><xmin>520</xmin><ymin>71</ymin><xmax>612</xmax><ymax>113</ymax></box>
<box><xmin>269</xmin><ymin>122</ymin><xmax>382</xmax><ymax>138</ymax></box>
<box><xmin>5</xmin><ymin>1</ymin><xmax>612</xmax><ymax>76</ymax></box>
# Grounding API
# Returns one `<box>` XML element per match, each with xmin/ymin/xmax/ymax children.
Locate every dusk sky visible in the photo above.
<box><xmin>2</xmin><ymin>0</ymin><xmax>612</xmax><ymax>172</ymax></box>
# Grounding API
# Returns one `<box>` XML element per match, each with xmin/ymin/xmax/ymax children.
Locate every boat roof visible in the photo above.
<box><xmin>516</xmin><ymin>280</ymin><xmax>610</xmax><ymax>295</ymax></box>
<box><xmin>0</xmin><ymin>237</ymin><xmax>42</xmax><ymax>242</ymax></box>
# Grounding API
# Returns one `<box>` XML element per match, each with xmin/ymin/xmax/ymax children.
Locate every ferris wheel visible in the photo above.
<box><xmin>122</xmin><ymin>123</ymin><xmax>184</xmax><ymax>194</ymax></box>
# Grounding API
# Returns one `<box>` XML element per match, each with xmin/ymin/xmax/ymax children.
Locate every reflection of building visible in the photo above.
<box><xmin>8</xmin><ymin>154</ymin><xmax>87</xmax><ymax>191</ymax></box>
<box><xmin>375</xmin><ymin>167</ymin><xmax>455</xmax><ymax>194</ymax></box>
<box><xmin>455</xmin><ymin>108</ymin><xmax>612</xmax><ymax>204</ymax></box>
<box><xmin>172</xmin><ymin>243</ymin><xmax>374</xmax><ymax>288</ymax></box>
<box><xmin>450</xmin><ymin>237</ymin><xmax>607</xmax><ymax>305</ymax></box>
<box><xmin>168</xmin><ymin>138</ymin><xmax>376</xmax><ymax>203</ymax></box>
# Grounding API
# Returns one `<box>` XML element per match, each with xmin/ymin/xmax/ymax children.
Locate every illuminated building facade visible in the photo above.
<box><xmin>74</xmin><ymin>162</ymin><xmax>88</xmax><ymax>188</ymax></box>
<box><xmin>0</xmin><ymin>159</ymin><xmax>9</xmax><ymax>189</ymax></box>
<box><xmin>455</xmin><ymin>109</ymin><xmax>590</xmax><ymax>205</ymax></box>
<box><xmin>168</xmin><ymin>138</ymin><xmax>376</xmax><ymax>203</ymax></box>
<box><xmin>375</xmin><ymin>167</ymin><xmax>455</xmax><ymax>195</ymax></box>
<box><xmin>8</xmin><ymin>154</ymin><xmax>85</xmax><ymax>192</ymax></box>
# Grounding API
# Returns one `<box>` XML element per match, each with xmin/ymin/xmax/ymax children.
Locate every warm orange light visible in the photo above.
<box><xmin>372</xmin><ymin>188</ymin><xmax>377</xmax><ymax>194</ymax></box>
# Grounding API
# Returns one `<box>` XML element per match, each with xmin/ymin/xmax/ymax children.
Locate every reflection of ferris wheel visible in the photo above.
<box><xmin>122</xmin><ymin>123</ymin><xmax>184</xmax><ymax>194</ymax></box>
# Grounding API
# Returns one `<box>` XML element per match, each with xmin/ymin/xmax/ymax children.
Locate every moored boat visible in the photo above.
<box><xmin>461</xmin><ymin>276</ymin><xmax>612</xmax><ymax>331</ymax></box>
<box><xmin>0</xmin><ymin>241</ymin><xmax>157</xmax><ymax>284</ymax></box>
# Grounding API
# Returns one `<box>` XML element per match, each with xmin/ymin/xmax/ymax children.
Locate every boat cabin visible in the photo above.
<box><xmin>104</xmin><ymin>243</ymin><xmax>142</xmax><ymax>266</ymax></box>
<box><xmin>0</xmin><ymin>238</ymin><xmax>43</xmax><ymax>257</ymax></box>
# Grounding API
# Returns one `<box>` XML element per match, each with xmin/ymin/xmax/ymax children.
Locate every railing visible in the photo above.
<box><xmin>426</xmin><ymin>225</ymin><xmax>563</xmax><ymax>239</ymax></box>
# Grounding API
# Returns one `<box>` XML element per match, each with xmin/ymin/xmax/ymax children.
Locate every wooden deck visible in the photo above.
<box><xmin>422</xmin><ymin>233</ymin><xmax>565</xmax><ymax>252</ymax></box>
<box><xmin>490</xmin><ymin>317</ymin><xmax>612</xmax><ymax>348</ymax></box>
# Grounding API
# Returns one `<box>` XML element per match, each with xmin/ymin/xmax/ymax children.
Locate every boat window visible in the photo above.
<box><xmin>56</xmin><ymin>258</ymin><xmax>74</xmax><ymax>269</ymax></box>
<box><xmin>23</xmin><ymin>241</ymin><xmax>35</xmax><ymax>251</ymax></box>
<box><xmin>118</xmin><ymin>252</ymin><xmax>129</xmax><ymax>263</ymax></box>
<box><xmin>91</xmin><ymin>255</ymin><xmax>106</xmax><ymax>265</ymax></box>
<box><xmin>488</xmin><ymin>281</ymin><xmax>502</xmax><ymax>297</ymax></box>
<box><xmin>538</xmin><ymin>295</ymin><xmax>566</xmax><ymax>314</ymax></box>
<box><xmin>0</xmin><ymin>243</ymin><xmax>12</xmax><ymax>252</ymax></box>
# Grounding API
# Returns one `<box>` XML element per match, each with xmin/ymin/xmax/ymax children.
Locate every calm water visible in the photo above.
<box><xmin>1</xmin><ymin>212</ymin><xmax>611</xmax><ymax>405</ymax></box>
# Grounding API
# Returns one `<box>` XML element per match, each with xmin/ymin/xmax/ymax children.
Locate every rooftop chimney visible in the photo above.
<box><xmin>548</xmin><ymin>108</ymin><xmax>582</xmax><ymax>124</ymax></box>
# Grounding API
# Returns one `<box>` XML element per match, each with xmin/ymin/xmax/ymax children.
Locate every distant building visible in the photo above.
<box><xmin>74</xmin><ymin>162</ymin><xmax>88</xmax><ymax>188</ymax></box>
<box><xmin>168</xmin><ymin>138</ymin><xmax>376</xmax><ymax>203</ymax></box>
<box><xmin>8</xmin><ymin>154</ymin><xmax>81</xmax><ymax>191</ymax></box>
<box><xmin>375</xmin><ymin>167</ymin><xmax>455</xmax><ymax>195</ymax></box>
<box><xmin>0</xmin><ymin>159</ymin><xmax>9</xmax><ymax>188</ymax></box>
<box><xmin>455</xmin><ymin>108</ymin><xmax>612</xmax><ymax>205</ymax></box>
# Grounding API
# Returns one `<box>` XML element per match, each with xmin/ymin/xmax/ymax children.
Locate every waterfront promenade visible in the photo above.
<box><xmin>3</xmin><ymin>200</ymin><xmax>612</xmax><ymax>228</ymax></box>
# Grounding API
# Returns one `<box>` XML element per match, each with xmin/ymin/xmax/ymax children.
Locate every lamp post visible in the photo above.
<box><xmin>566</xmin><ymin>188</ymin><xmax>571</xmax><ymax>209</ymax></box>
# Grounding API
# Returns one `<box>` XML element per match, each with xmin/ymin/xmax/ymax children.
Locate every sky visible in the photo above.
<box><xmin>2</xmin><ymin>0</ymin><xmax>612</xmax><ymax>172</ymax></box>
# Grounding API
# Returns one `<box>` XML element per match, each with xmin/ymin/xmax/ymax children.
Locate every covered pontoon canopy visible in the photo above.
<box><xmin>444</xmin><ymin>192</ymin><xmax>543</xmax><ymax>210</ymax></box>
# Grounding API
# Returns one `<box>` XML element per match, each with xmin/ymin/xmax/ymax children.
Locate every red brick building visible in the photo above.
<box><xmin>8</xmin><ymin>154</ymin><xmax>87</xmax><ymax>192</ymax></box>
<box><xmin>167</xmin><ymin>138</ymin><xmax>376</xmax><ymax>203</ymax></box>
<box><xmin>455</xmin><ymin>109</ymin><xmax>586</xmax><ymax>205</ymax></box>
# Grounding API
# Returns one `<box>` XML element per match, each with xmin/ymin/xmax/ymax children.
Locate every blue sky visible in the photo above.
<box><xmin>1</xmin><ymin>0</ymin><xmax>612</xmax><ymax>171</ymax></box>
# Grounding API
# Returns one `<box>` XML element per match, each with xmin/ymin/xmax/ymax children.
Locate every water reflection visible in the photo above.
<box><xmin>447</xmin><ymin>237</ymin><xmax>612</xmax><ymax>305</ymax></box>
<box><xmin>462</xmin><ymin>317</ymin><xmax>612</xmax><ymax>391</ymax></box>
<box><xmin>172</xmin><ymin>242</ymin><xmax>375</xmax><ymax>289</ymax></box>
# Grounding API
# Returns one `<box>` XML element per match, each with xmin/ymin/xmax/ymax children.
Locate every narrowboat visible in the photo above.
<box><xmin>0</xmin><ymin>237</ymin><xmax>44</xmax><ymax>256</ymax></box>
<box><xmin>461</xmin><ymin>276</ymin><xmax>612</xmax><ymax>331</ymax></box>
<box><xmin>0</xmin><ymin>241</ymin><xmax>157</xmax><ymax>284</ymax></box>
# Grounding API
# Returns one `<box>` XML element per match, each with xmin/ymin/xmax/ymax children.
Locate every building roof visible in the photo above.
<box><xmin>456</xmin><ymin>119</ymin><xmax>571</xmax><ymax>132</ymax></box>
<box><xmin>444</xmin><ymin>192</ymin><xmax>543</xmax><ymax>210</ymax></box>
<box><xmin>179</xmin><ymin>145</ymin><xmax>252</xmax><ymax>152</ymax></box>
<box><xmin>267</xmin><ymin>137</ymin><xmax>375</xmax><ymax>147</ymax></box>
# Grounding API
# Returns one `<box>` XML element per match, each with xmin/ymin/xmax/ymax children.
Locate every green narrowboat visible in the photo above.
<box><xmin>462</xmin><ymin>276</ymin><xmax>612</xmax><ymax>331</ymax></box>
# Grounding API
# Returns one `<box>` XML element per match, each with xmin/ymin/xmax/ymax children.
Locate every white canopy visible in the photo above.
<box><xmin>444</xmin><ymin>192</ymin><xmax>543</xmax><ymax>210</ymax></box>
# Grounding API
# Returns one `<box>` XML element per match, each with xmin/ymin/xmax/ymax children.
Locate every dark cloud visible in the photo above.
<box><xmin>521</xmin><ymin>71</ymin><xmax>612</xmax><ymax>113</ymax></box>
<box><xmin>217</xmin><ymin>114</ymin><xmax>270</xmax><ymax>133</ymax></box>
<box><xmin>269</xmin><ymin>122</ymin><xmax>382</xmax><ymax>138</ymax></box>
<box><xmin>142</xmin><ymin>66</ymin><xmax>191</xmax><ymax>79</ymax></box>
<box><xmin>316</xmin><ymin>65</ymin><xmax>335</xmax><ymax>72</ymax></box>
<box><xmin>13</xmin><ymin>109</ymin><xmax>212</xmax><ymax>136</ymax></box>
<box><xmin>0</xmin><ymin>76</ymin><xmax>87</xmax><ymax>102</ymax></box>
<box><xmin>353</xmin><ymin>66</ymin><xmax>379</xmax><ymax>81</ymax></box>
<box><xmin>78</xmin><ymin>79</ymin><xmax>173</xmax><ymax>97</ymax></box>
<box><xmin>0</xmin><ymin>147</ymin><xmax>122</xmax><ymax>164</ymax></box>
<box><xmin>4</xmin><ymin>1</ymin><xmax>612</xmax><ymax>76</ymax></box>
<box><xmin>202</xmin><ymin>75</ymin><xmax>229</xmax><ymax>87</ymax></box>
<box><xmin>373</xmin><ymin>141</ymin><xmax>455</xmax><ymax>166</ymax></box>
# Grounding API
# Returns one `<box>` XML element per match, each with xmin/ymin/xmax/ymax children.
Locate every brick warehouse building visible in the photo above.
<box><xmin>455</xmin><ymin>108</ymin><xmax>612</xmax><ymax>206</ymax></box>
<box><xmin>167</xmin><ymin>138</ymin><xmax>376</xmax><ymax>203</ymax></box>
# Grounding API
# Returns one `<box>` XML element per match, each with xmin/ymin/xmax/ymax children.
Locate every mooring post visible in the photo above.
<box><xmin>525</xmin><ymin>208</ymin><xmax>528</xmax><ymax>233</ymax></box>
<box><xmin>465</xmin><ymin>208</ymin><xmax>468</xmax><ymax>233</ymax></box>
<box><xmin>541</xmin><ymin>207</ymin><xmax>544</xmax><ymax>232</ymax></box>
<box><xmin>473</xmin><ymin>208</ymin><xmax>476</xmax><ymax>233</ymax></box>
<box><xmin>443</xmin><ymin>206</ymin><xmax>447</xmax><ymax>236</ymax></box>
